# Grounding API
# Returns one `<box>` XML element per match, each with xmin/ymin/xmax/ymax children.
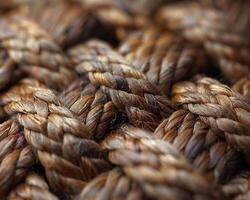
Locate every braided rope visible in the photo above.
<box><xmin>172</xmin><ymin>77</ymin><xmax>250</xmax><ymax>154</ymax></box>
<box><xmin>76</xmin><ymin>168</ymin><xmax>147</xmax><ymax>200</ymax></box>
<box><xmin>8</xmin><ymin>173</ymin><xmax>58</xmax><ymax>200</ymax></box>
<box><xmin>221</xmin><ymin>170</ymin><xmax>250</xmax><ymax>200</ymax></box>
<box><xmin>154</xmin><ymin>109</ymin><xmax>238</xmax><ymax>183</ymax></box>
<box><xmin>119</xmin><ymin>28</ymin><xmax>207</xmax><ymax>94</ymax></box>
<box><xmin>186</xmin><ymin>1</ymin><xmax>250</xmax><ymax>82</ymax></box>
<box><xmin>233</xmin><ymin>76</ymin><xmax>250</xmax><ymax>103</ymax></box>
<box><xmin>29</xmin><ymin>0</ymin><xmax>95</xmax><ymax>48</ymax></box>
<box><xmin>3</xmin><ymin>89</ymin><xmax>111</xmax><ymax>198</ymax></box>
<box><xmin>0</xmin><ymin>15</ymin><xmax>77</xmax><ymax>91</ymax></box>
<box><xmin>0</xmin><ymin>119</ymin><xmax>34</xmax><ymax>198</ymax></box>
<box><xmin>0</xmin><ymin>49</ymin><xmax>16</xmax><ymax>90</ymax></box>
<box><xmin>100</xmin><ymin>126</ymin><xmax>221</xmax><ymax>199</ymax></box>
<box><xmin>59</xmin><ymin>78</ymin><xmax>119</xmax><ymax>141</ymax></box>
<box><xmin>0</xmin><ymin>78</ymin><xmax>47</xmax><ymax>120</ymax></box>
<box><xmin>156</xmin><ymin>1</ymin><xmax>201</xmax><ymax>32</ymax></box>
<box><xmin>68</xmin><ymin>40</ymin><xmax>176</xmax><ymax>130</ymax></box>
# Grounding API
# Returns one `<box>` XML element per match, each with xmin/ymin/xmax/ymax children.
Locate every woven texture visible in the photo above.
<box><xmin>3</xmin><ymin>88</ymin><xmax>111</xmax><ymax>198</ymax></box>
<box><xmin>233</xmin><ymin>76</ymin><xmax>250</xmax><ymax>103</ymax></box>
<box><xmin>0</xmin><ymin>0</ymin><xmax>250</xmax><ymax>199</ymax></box>
<box><xmin>59</xmin><ymin>78</ymin><xmax>120</xmax><ymax>141</ymax></box>
<box><xmin>119</xmin><ymin>28</ymin><xmax>207</xmax><ymax>94</ymax></box>
<box><xmin>99</xmin><ymin>126</ymin><xmax>222</xmax><ymax>200</ymax></box>
<box><xmin>0</xmin><ymin>49</ymin><xmax>16</xmax><ymax>90</ymax></box>
<box><xmin>29</xmin><ymin>0</ymin><xmax>95</xmax><ymax>48</ymax></box>
<box><xmin>154</xmin><ymin>109</ymin><xmax>238</xmax><ymax>183</ymax></box>
<box><xmin>0</xmin><ymin>119</ymin><xmax>34</xmax><ymax>198</ymax></box>
<box><xmin>156</xmin><ymin>1</ymin><xmax>201</xmax><ymax>32</ymax></box>
<box><xmin>8</xmin><ymin>173</ymin><xmax>58</xmax><ymax>200</ymax></box>
<box><xmin>172</xmin><ymin>77</ymin><xmax>250</xmax><ymax>156</ymax></box>
<box><xmin>0</xmin><ymin>15</ymin><xmax>77</xmax><ymax>91</ymax></box>
<box><xmin>186</xmin><ymin>1</ymin><xmax>250</xmax><ymax>83</ymax></box>
<box><xmin>68</xmin><ymin>40</ymin><xmax>176</xmax><ymax>130</ymax></box>
<box><xmin>221</xmin><ymin>170</ymin><xmax>250</xmax><ymax>200</ymax></box>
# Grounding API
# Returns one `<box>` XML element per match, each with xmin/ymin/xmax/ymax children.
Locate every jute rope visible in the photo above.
<box><xmin>0</xmin><ymin>15</ymin><xmax>77</xmax><ymax>91</ymax></box>
<box><xmin>7</xmin><ymin>173</ymin><xmax>58</xmax><ymax>200</ymax></box>
<box><xmin>68</xmin><ymin>40</ymin><xmax>177</xmax><ymax>130</ymax></box>
<box><xmin>0</xmin><ymin>119</ymin><xmax>34</xmax><ymax>198</ymax></box>
<box><xmin>3</xmin><ymin>88</ymin><xmax>111</xmax><ymax>198</ymax></box>
<box><xmin>172</xmin><ymin>77</ymin><xmax>250</xmax><ymax>156</ymax></box>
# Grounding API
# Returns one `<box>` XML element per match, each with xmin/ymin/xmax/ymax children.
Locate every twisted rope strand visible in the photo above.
<box><xmin>0</xmin><ymin>119</ymin><xmax>34</xmax><ymax>198</ymax></box>
<box><xmin>100</xmin><ymin>126</ymin><xmax>222</xmax><ymax>199</ymax></box>
<box><xmin>7</xmin><ymin>173</ymin><xmax>58</xmax><ymax>200</ymax></box>
<box><xmin>68</xmin><ymin>40</ymin><xmax>176</xmax><ymax>130</ymax></box>
<box><xmin>119</xmin><ymin>28</ymin><xmax>207</xmax><ymax>94</ymax></box>
<box><xmin>154</xmin><ymin>109</ymin><xmax>239</xmax><ymax>183</ymax></box>
<box><xmin>172</xmin><ymin>77</ymin><xmax>250</xmax><ymax>156</ymax></box>
<box><xmin>221</xmin><ymin>170</ymin><xmax>250</xmax><ymax>200</ymax></box>
<box><xmin>3</xmin><ymin>89</ymin><xmax>111</xmax><ymax>198</ymax></box>
<box><xmin>29</xmin><ymin>0</ymin><xmax>95</xmax><ymax>48</ymax></box>
<box><xmin>0</xmin><ymin>15</ymin><xmax>77</xmax><ymax>91</ymax></box>
<box><xmin>186</xmin><ymin>1</ymin><xmax>250</xmax><ymax>82</ymax></box>
<box><xmin>59</xmin><ymin>78</ymin><xmax>120</xmax><ymax>141</ymax></box>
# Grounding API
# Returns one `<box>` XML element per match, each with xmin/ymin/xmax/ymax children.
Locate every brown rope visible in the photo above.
<box><xmin>233</xmin><ymin>76</ymin><xmax>250</xmax><ymax>103</ymax></box>
<box><xmin>172</xmin><ymin>77</ymin><xmax>250</xmax><ymax>155</ymax></box>
<box><xmin>154</xmin><ymin>109</ymin><xmax>239</xmax><ymax>183</ymax></box>
<box><xmin>0</xmin><ymin>119</ymin><xmax>35</xmax><ymax>198</ymax></box>
<box><xmin>94</xmin><ymin>6</ymin><xmax>149</xmax><ymax>43</ymax></box>
<box><xmin>59</xmin><ymin>78</ymin><xmax>119</xmax><ymax>141</ymax></box>
<box><xmin>156</xmin><ymin>1</ymin><xmax>201</xmax><ymax>32</ymax></box>
<box><xmin>186</xmin><ymin>1</ymin><xmax>250</xmax><ymax>83</ymax></box>
<box><xmin>28</xmin><ymin>0</ymin><xmax>96</xmax><ymax>48</ymax></box>
<box><xmin>221</xmin><ymin>170</ymin><xmax>250</xmax><ymax>200</ymax></box>
<box><xmin>3</xmin><ymin>89</ymin><xmax>111</xmax><ymax>198</ymax></box>
<box><xmin>0</xmin><ymin>78</ymin><xmax>47</xmax><ymax>120</ymax></box>
<box><xmin>7</xmin><ymin>173</ymin><xmax>58</xmax><ymax>200</ymax></box>
<box><xmin>0</xmin><ymin>15</ymin><xmax>77</xmax><ymax>91</ymax></box>
<box><xmin>0</xmin><ymin>49</ymin><xmax>16</xmax><ymax>90</ymax></box>
<box><xmin>68</xmin><ymin>40</ymin><xmax>176</xmax><ymax>131</ymax></box>
<box><xmin>119</xmin><ymin>27</ymin><xmax>207</xmax><ymax>94</ymax></box>
<box><xmin>76</xmin><ymin>168</ymin><xmax>147</xmax><ymax>200</ymax></box>
<box><xmin>100</xmin><ymin>126</ymin><xmax>222</xmax><ymax>199</ymax></box>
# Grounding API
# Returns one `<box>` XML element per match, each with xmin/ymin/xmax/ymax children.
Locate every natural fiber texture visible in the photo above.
<box><xmin>156</xmin><ymin>1</ymin><xmax>201</xmax><ymax>32</ymax></box>
<box><xmin>3</xmin><ymin>89</ymin><xmax>111</xmax><ymax>198</ymax></box>
<box><xmin>100</xmin><ymin>126</ymin><xmax>221</xmax><ymax>200</ymax></box>
<box><xmin>172</xmin><ymin>77</ymin><xmax>250</xmax><ymax>154</ymax></box>
<box><xmin>0</xmin><ymin>15</ymin><xmax>77</xmax><ymax>91</ymax></box>
<box><xmin>0</xmin><ymin>78</ymin><xmax>47</xmax><ymax>120</ymax></box>
<box><xmin>186</xmin><ymin>1</ymin><xmax>250</xmax><ymax>82</ymax></box>
<box><xmin>154</xmin><ymin>109</ymin><xmax>238</xmax><ymax>183</ymax></box>
<box><xmin>119</xmin><ymin>28</ymin><xmax>207</xmax><ymax>94</ymax></box>
<box><xmin>94</xmin><ymin>6</ymin><xmax>149</xmax><ymax>43</ymax></box>
<box><xmin>233</xmin><ymin>76</ymin><xmax>250</xmax><ymax>103</ymax></box>
<box><xmin>8</xmin><ymin>173</ymin><xmax>58</xmax><ymax>200</ymax></box>
<box><xmin>68</xmin><ymin>40</ymin><xmax>176</xmax><ymax>130</ymax></box>
<box><xmin>0</xmin><ymin>1</ymin><xmax>249</xmax><ymax>199</ymax></box>
<box><xmin>0</xmin><ymin>119</ymin><xmax>34</xmax><ymax>198</ymax></box>
<box><xmin>221</xmin><ymin>170</ymin><xmax>250</xmax><ymax>200</ymax></box>
<box><xmin>29</xmin><ymin>0</ymin><xmax>95</xmax><ymax>48</ymax></box>
<box><xmin>0</xmin><ymin>49</ymin><xmax>16</xmax><ymax>90</ymax></box>
<box><xmin>76</xmin><ymin>168</ymin><xmax>147</xmax><ymax>200</ymax></box>
<box><xmin>59</xmin><ymin>78</ymin><xmax>119</xmax><ymax>141</ymax></box>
